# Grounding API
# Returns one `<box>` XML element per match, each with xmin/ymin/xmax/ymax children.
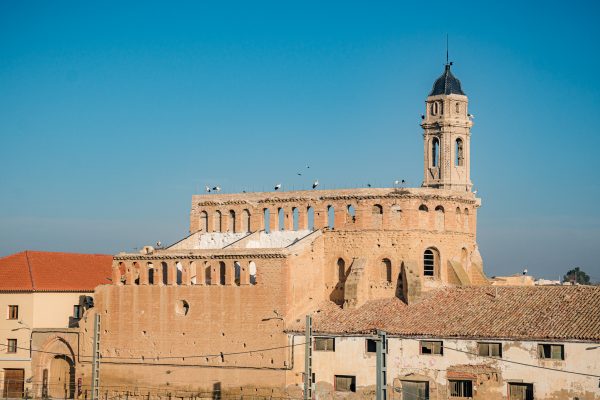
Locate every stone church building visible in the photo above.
<box><xmin>31</xmin><ymin>64</ymin><xmax>599</xmax><ymax>400</ymax></box>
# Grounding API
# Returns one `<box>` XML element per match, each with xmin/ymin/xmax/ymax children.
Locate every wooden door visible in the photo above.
<box><xmin>3</xmin><ymin>369</ymin><xmax>24</xmax><ymax>398</ymax></box>
<box><xmin>49</xmin><ymin>355</ymin><xmax>73</xmax><ymax>399</ymax></box>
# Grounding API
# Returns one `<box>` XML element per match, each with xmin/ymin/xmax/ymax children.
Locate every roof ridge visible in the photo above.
<box><xmin>24</xmin><ymin>250</ymin><xmax>36</xmax><ymax>291</ymax></box>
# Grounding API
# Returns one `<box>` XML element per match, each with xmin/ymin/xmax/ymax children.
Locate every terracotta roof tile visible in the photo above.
<box><xmin>0</xmin><ymin>251</ymin><xmax>112</xmax><ymax>292</ymax></box>
<box><xmin>288</xmin><ymin>286</ymin><xmax>600</xmax><ymax>342</ymax></box>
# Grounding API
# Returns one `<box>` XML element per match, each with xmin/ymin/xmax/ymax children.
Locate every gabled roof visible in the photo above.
<box><xmin>288</xmin><ymin>286</ymin><xmax>600</xmax><ymax>342</ymax></box>
<box><xmin>429</xmin><ymin>63</ymin><xmax>465</xmax><ymax>96</ymax></box>
<box><xmin>0</xmin><ymin>251</ymin><xmax>112</xmax><ymax>292</ymax></box>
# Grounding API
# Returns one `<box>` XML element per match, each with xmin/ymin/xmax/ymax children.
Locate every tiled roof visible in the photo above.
<box><xmin>288</xmin><ymin>286</ymin><xmax>600</xmax><ymax>342</ymax></box>
<box><xmin>0</xmin><ymin>251</ymin><xmax>112</xmax><ymax>292</ymax></box>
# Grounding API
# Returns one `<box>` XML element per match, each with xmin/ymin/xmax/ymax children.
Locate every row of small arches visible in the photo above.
<box><xmin>199</xmin><ymin>203</ymin><xmax>469</xmax><ymax>233</ymax></box>
<box><xmin>116</xmin><ymin>260</ymin><xmax>257</xmax><ymax>286</ymax></box>
<box><xmin>335</xmin><ymin>257</ymin><xmax>401</xmax><ymax>285</ymax></box>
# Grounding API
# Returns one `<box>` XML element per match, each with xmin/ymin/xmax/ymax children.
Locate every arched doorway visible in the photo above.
<box><xmin>48</xmin><ymin>354</ymin><xmax>75</xmax><ymax>399</ymax></box>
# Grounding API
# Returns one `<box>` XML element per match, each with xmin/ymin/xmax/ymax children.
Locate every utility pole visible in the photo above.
<box><xmin>91</xmin><ymin>314</ymin><xmax>101</xmax><ymax>400</ymax></box>
<box><xmin>303</xmin><ymin>315</ymin><xmax>313</xmax><ymax>400</ymax></box>
<box><xmin>376</xmin><ymin>330</ymin><xmax>387</xmax><ymax>400</ymax></box>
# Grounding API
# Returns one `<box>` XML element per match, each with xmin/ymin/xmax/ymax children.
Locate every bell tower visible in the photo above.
<box><xmin>421</xmin><ymin>63</ymin><xmax>473</xmax><ymax>192</ymax></box>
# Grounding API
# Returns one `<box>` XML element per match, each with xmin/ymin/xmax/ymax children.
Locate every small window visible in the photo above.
<box><xmin>334</xmin><ymin>375</ymin><xmax>355</xmax><ymax>392</ymax></box>
<box><xmin>449</xmin><ymin>380</ymin><xmax>473</xmax><ymax>398</ymax></box>
<box><xmin>509</xmin><ymin>383</ymin><xmax>533</xmax><ymax>400</ymax></box>
<box><xmin>478</xmin><ymin>342</ymin><xmax>502</xmax><ymax>358</ymax></box>
<box><xmin>366</xmin><ymin>339</ymin><xmax>377</xmax><ymax>353</ymax></box>
<box><xmin>424</xmin><ymin>249</ymin><xmax>435</xmax><ymax>276</ymax></box>
<box><xmin>8</xmin><ymin>305</ymin><xmax>18</xmax><ymax>320</ymax></box>
<box><xmin>314</xmin><ymin>337</ymin><xmax>335</xmax><ymax>352</ymax></box>
<box><xmin>537</xmin><ymin>343</ymin><xmax>564</xmax><ymax>360</ymax></box>
<box><xmin>7</xmin><ymin>339</ymin><xmax>17</xmax><ymax>353</ymax></box>
<box><xmin>73</xmin><ymin>305</ymin><xmax>83</xmax><ymax>319</ymax></box>
<box><xmin>420</xmin><ymin>340</ymin><xmax>443</xmax><ymax>355</ymax></box>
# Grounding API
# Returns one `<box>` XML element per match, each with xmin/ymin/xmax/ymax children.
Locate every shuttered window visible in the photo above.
<box><xmin>314</xmin><ymin>337</ymin><xmax>335</xmax><ymax>352</ymax></box>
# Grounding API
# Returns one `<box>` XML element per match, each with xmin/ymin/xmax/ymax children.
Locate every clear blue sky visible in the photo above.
<box><xmin>1</xmin><ymin>1</ymin><xmax>598</xmax><ymax>281</ymax></box>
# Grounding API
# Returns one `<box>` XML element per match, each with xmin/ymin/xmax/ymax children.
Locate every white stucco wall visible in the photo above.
<box><xmin>290</xmin><ymin>334</ymin><xmax>600</xmax><ymax>399</ymax></box>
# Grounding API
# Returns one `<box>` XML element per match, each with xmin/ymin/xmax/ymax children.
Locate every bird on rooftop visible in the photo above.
<box><xmin>205</xmin><ymin>186</ymin><xmax>211</xmax><ymax>193</ymax></box>
<box><xmin>367</xmin><ymin>183</ymin><xmax>372</xmax><ymax>187</ymax></box>
<box><xmin>274</xmin><ymin>184</ymin><xmax>282</xmax><ymax>191</ymax></box>
<box><xmin>212</xmin><ymin>186</ymin><xmax>221</xmax><ymax>192</ymax></box>
<box><xmin>312</xmin><ymin>180</ymin><xmax>319</xmax><ymax>189</ymax></box>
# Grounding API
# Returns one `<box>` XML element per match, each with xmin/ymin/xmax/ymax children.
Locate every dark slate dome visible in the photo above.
<box><xmin>429</xmin><ymin>63</ymin><xmax>465</xmax><ymax>96</ymax></box>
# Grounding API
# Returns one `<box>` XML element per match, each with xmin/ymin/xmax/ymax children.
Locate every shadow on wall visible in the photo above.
<box><xmin>329</xmin><ymin>258</ymin><xmax>349</xmax><ymax>306</ymax></box>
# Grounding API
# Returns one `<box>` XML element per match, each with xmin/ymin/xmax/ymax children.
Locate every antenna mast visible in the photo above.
<box><xmin>446</xmin><ymin>34</ymin><xmax>449</xmax><ymax>65</ymax></box>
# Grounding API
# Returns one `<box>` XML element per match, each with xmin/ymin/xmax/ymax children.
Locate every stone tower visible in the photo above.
<box><xmin>421</xmin><ymin>63</ymin><xmax>473</xmax><ymax>192</ymax></box>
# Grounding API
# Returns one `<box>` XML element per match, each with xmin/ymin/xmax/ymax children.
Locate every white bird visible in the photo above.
<box><xmin>394</xmin><ymin>180</ymin><xmax>400</xmax><ymax>185</ymax></box>
<box><xmin>205</xmin><ymin>186</ymin><xmax>211</xmax><ymax>193</ymax></box>
<box><xmin>156</xmin><ymin>241</ymin><xmax>162</xmax><ymax>248</ymax></box>
<box><xmin>212</xmin><ymin>186</ymin><xmax>221</xmax><ymax>192</ymax></box>
<box><xmin>523</xmin><ymin>268</ymin><xmax>528</xmax><ymax>275</ymax></box>
<box><xmin>312</xmin><ymin>180</ymin><xmax>319</xmax><ymax>189</ymax></box>
<box><xmin>468</xmin><ymin>113</ymin><xmax>475</xmax><ymax>119</ymax></box>
<box><xmin>274</xmin><ymin>184</ymin><xmax>282</xmax><ymax>191</ymax></box>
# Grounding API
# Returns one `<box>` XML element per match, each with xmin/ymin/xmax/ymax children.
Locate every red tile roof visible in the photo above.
<box><xmin>0</xmin><ymin>251</ymin><xmax>112</xmax><ymax>292</ymax></box>
<box><xmin>288</xmin><ymin>286</ymin><xmax>600</xmax><ymax>342</ymax></box>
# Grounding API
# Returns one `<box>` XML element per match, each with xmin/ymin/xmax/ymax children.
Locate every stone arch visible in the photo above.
<box><xmin>147</xmin><ymin>262</ymin><xmax>154</xmax><ymax>285</ymax></box>
<box><xmin>327</xmin><ymin>205</ymin><xmax>335</xmax><ymax>229</ymax></box>
<box><xmin>455</xmin><ymin>138</ymin><xmax>464</xmax><ymax>166</ymax></box>
<box><xmin>214</xmin><ymin>210</ymin><xmax>222</xmax><ymax>232</ymax></box>
<box><xmin>419</xmin><ymin>205</ymin><xmax>429</xmax><ymax>230</ymax></box>
<box><xmin>337</xmin><ymin>258</ymin><xmax>346</xmax><ymax>282</ymax></box>
<box><xmin>346</xmin><ymin>204</ymin><xmax>356</xmax><ymax>224</ymax></box>
<box><xmin>219</xmin><ymin>261</ymin><xmax>226</xmax><ymax>285</ymax></box>
<box><xmin>381</xmin><ymin>258</ymin><xmax>392</xmax><ymax>283</ymax></box>
<box><xmin>161</xmin><ymin>262</ymin><xmax>168</xmax><ymax>285</ymax></box>
<box><xmin>464</xmin><ymin>208</ymin><xmax>470</xmax><ymax>231</ymax></box>
<box><xmin>434</xmin><ymin>206</ymin><xmax>445</xmax><ymax>231</ymax></box>
<box><xmin>199</xmin><ymin>211</ymin><xmax>208</xmax><ymax>232</ymax></box>
<box><xmin>292</xmin><ymin>207</ymin><xmax>299</xmax><ymax>231</ymax></box>
<box><xmin>263</xmin><ymin>208</ymin><xmax>271</xmax><ymax>233</ymax></box>
<box><xmin>249</xmin><ymin>261</ymin><xmax>257</xmax><ymax>285</ymax></box>
<box><xmin>241</xmin><ymin>209</ymin><xmax>251</xmax><ymax>232</ymax></box>
<box><xmin>234</xmin><ymin>261</ymin><xmax>241</xmax><ymax>286</ymax></box>
<box><xmin>278</xmin><ymin>207</ymin><xmax>285</xmax><ymax>231</ymax></box>
<box><xmin>229</xmin><ymin>210</ymin><xmax>236</xmax><ymax>233</ymax></box>
<box><xmin>372</xmin><ymin>204</ymin><xmax>383</xmax><ymax>228</ymax></box>
<box><xmin>35</xmin><ymin>335</ymin><xmax>76</xmax><ymax>399</ymax></box>
<box><xmin>307</xmin><ymin>206</ymin><xmax>315</xmax><ymax>230</ymax></box>
<box><xmin>431</xmin><ymin>137</ymin><xmax>440</xmax><ymax>167</ymax></box>
<box><xmin>176</xmin><ymin>261</ymin><xmax>183</xmax><ymax>285</ymax></box>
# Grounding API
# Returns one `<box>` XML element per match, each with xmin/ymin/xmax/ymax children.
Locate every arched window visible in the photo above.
<box><xmin>234</xmin><ymin>261</ymin><xmax>241</xmax><ymax>286</ymax></box>
<box><xmin>292</xmin><ymin>207</ymin><xmax>299</xmax><ymax>231</ymax></box>
<box><xmin>347</xmin><ymin>205</ymin><xmax>356</xmax><ymax>223</ymax></box>
<box><xmin>161</xmin><ymin>262</ymin><xmax>169</xmax><ymax>285</ymax></box>
<box><xmin>278</xmin><ymin>208</ymin><xmax>285</xmax><ymax>231</ymax></box>
<box><xmin>189</xmin><ymin>261</ymin><xmax>197</xmax><ymax>285</ymax></box>
<box><xmin>229</xmin><ymin>210</ymin><xmax>236</xmax><ymax>233</ymax></box>
<box><xmin>176</xmin><ymin>261</ymin><xmax>183</xmax><ymax>285</ymax></box>
<box><xmin>455</xmin><ymin>138</ymin><xmax>464</xmax><ymax>166</ymax></box>
<box><xmin>455</xmin><ymin>102</ymin><xmax>460</xmax><ymax>114</ymax></box>
<box><xmin>214</xmin><ymin>211</ymin><xmax>222</xmax><ymax>232</ymax></box>
<box><xmin>461</xmin><ymin>248</ymin><xmax>468</xmax><ymax>269</ymax></box>
<box><xmin>263</xmin><ymin>208</ymin><xmax>271</xmax><ymax>233</ymax></box>
<box><xmin>382</xmin><ymin>258</ymin><xmax>392</xmax><ymax>283</ymax></box>
<box><xmin>241</xmin><ymin>209</ymin><xmax>251</xmax><ymax>233</ymax></box>
<box><xmin>147</xmin><ymin>262</ymin><xmax>154</xmax><ymax>285</ymax></box>
<box><xmin>434</xmin><ymin>206</ymin><xmax>445</xmax><ymax>231</ymax></box>
<box><xmin>419</xmin><ymin>204</ymin><xmax>428</xmax><ymax>212</ymax></box>
<box><xmin>431</xmin><ymin>102</ymin><xmax>438</xmax><ymax>116</ymax></box>
<box><xmin>423</xmin><ymin>248</ymin><xmax>439</xmax><ymax>277</ymax></box>
<box><xmin>337</xmin><ymin>258</ymin><xmax>346</xmax><ymax>282</ymax></box>
<box><xmin>219</xmin><ymin>261</ymin><xmax>226</xmax><ymax>285</ymax></box>
<box><xmin>372</xmin><ymin>204</ymin><xmax>383</xmax><ymax>228</ymax></box>
<box><xmin>249</xmin><ymin>261</ymin><xmax>257</xmax><ymax>285</ymax></box>
<box><xmin>307</xmin><ymin>206</ymin><xmax>315</xmax><ymax>230</ymax></box>
<box><xmin>200</xmin><ymin>211</ymin><xmax>208</xmax><ymax>232</ymax></box>
<box><xmin>327</xmin><ymin>205</ymin><xmax>335</xmax><ymax>229</ymax></box>
<box><xmin>431</xmin><ymin>138</ymin><xmax>440</xmax><ymax>167</ymax></box>
<box><xmin>464</xmin><ymin>208</ymin><xmax>470</xmax><ymax>232</ymax></box>
<box><xmin>204</xmin><ymin>262</ymin><xmax>212</xmax><ymax>285</ymax></box>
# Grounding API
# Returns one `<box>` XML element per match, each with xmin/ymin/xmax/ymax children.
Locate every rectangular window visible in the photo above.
<box><xmin>73</xmin><ymin>305</ymin><xmax>83</xmax><ymax>319</ymax></box>
<box><xmin>402</xmin><ymin>381</ymin><xmax>429</xmax><ymax>400</ymax></box>
<box><xmin>449</xmin><ymin>380</ymin><xmax>473</xmax><ymax>398</ymax></box>
<box><xmin>478</xmin><ymin>342</ymin><xmax>502</xmax><ymax>357</ymax></box>
<box><xmin>420</xmin><ymin>340</ymin><xmax>443</xmax><ymax>355</ymax></box>
<box><xmin>537</xmin><ymin>343</ymin><xmax>564</xmax><ymax>360</ymax></box>
<box><xmin>314</xmin><ymin>337</ymin><xmax>335</xmax><ymax>352</ymax></box>
<box><xmin>7</xmin><ymin>339</ymin><xmax>17</xmax><ymax>353</ymax></box>
<box><xmin>509</xmin><ymin>383</ymin><xmax>533</xmax><ymax>400</ymax></box>
<box><xmin>366</xmin><ymin>338</ymin><xmax>377</xmax><ymax>353</ymax></box>
<box><xmin>8</xmin><ymin>305</ymin><xmax>18</xmax><ymax>320</ymax></box>
<box><xmin>334</xmin><ymin>375</ymin><xmax>355</xmax><ymax>392</ymax></box>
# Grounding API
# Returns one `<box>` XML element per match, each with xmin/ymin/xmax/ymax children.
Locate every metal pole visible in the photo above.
<box><xmin>91</xmin><ymin>314</ymin><xmax>101</xmax><ymax>400</ymax></box>
<box><xmin>303</xmin><ymin>315</ymin><xmax>313</xmax><ymax>400</ymax></box>
<box><xmin>376</xmin><ymin>330</ymin><xmax>387</xmax><ymax>400</ymax></box>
